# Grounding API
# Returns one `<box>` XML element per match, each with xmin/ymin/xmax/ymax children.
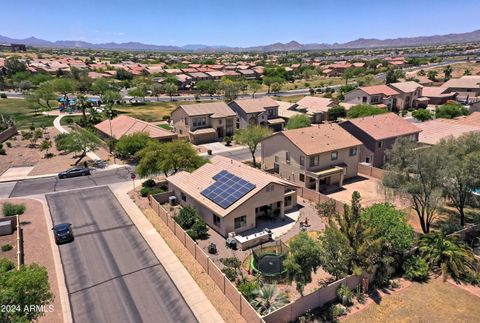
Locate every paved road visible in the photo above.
<box><xmin>46</xmin><ymin>187</ymin><xmax>196</xmax><ymax>323</ymax></box>
<box><xmin>213</xmin><ymin>146</ymin><xmax>258</xmax><ymax>162</ymax></box>
<box><xmin>9</xmin><ymin>167</ymin><xmax>133</xmax><ymax>197</ymax></box>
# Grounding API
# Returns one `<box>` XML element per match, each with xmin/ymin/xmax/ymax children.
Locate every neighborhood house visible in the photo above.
<box><xmin>167</xmin><ymin>156</ymin><xmax>297</xmax><ymax>237</ymax></box>
<box><xmin>229</xmin><ymin>97</ymin><xmax>285</xmax><ymax>131</ymax></box>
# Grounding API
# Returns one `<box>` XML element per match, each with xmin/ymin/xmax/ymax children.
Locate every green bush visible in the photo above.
<box><xmin>0</xmin><ymin>93</ymin><xmax>7</xmax><ymax>99</ymax></box>
<box><xmin>221</xmin><ymin>257</ymin><xmax>241</xmax><ymax>269</ymax></box>
<box><xmin>321</xmin><ymin>303</ymin><xmax>346</xmax><ymax>321</ymax></box>
<box><xmin>2</xmin><ymin>203</ymin><xmax>26</xmax><ymax>217</ymax></box>
<box><xmin>174</xmin><ymin>206</ymin><xmax>198</xmax><ymax>230</ymax></box>
<box><xmin>0</xmin><ymin>258</ymin><xmax>15</xmax><ymax>273</ymax></box>
<box><xmin>0</xmin><ymin>148</ymin><xmax>5</xmax><ymax>155</ymax></box>
<box><xmin>6</xmin><ymin>142</ymin><xmax>11</xmax><ymax>148</ymax></box>
<box><xmin>188</xmin><ymin>219</ymin><xmax>209</xmax><ymax>240</ymax></box>
<box><xmin>237</xmin><ymin>279</ymin><xmax>259</xmax><ymax>301</ymax></box>
<box><xmin>64</xmin><ymin>117</ymin><xmax>74</xmax><ymax>124</ymax></box>
<box><xmin>1</xmin><ymin>244</ymin><xmax>13</xmax><ymax>252</ymax></box>
<box><xmin>142</xmin><ymin>179</ymin><xmax>156</xmax><ymax>188</ymax></box>
<box><xmin>221</xmin><ymin>267</ymin><xmax>238</xmax><ymax>282</ymax></box>
<box><xmin>140</xmin><ymin>187</ymin><xmax>150</xmax><ymax>197</ymax></box>
<box><xmin>402</xmin><ymin>255</ymin><xmax>429</xmax><ymax>282</ymax></box>
<box><xmin>336</xmin><ymin>284</ymin><xmax>353</xmax><ymax>306</ymax></box>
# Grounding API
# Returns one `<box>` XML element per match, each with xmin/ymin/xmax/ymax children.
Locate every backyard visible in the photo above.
<box><xmin>344</xmin><ymin>278</ymin><xmax>480</xmax><ymax>323</ymax></box>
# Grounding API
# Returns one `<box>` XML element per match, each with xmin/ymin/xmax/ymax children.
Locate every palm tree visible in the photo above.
<box><xmin>250</xmin><ymin>284</ymin><xmax>289</xmax><ymax>315</ymax></box>
<box><xmin>419</xmin><ymin>232</ymin><xmax>478</xmax><ymax>282</ymax></box>
<box><xmin>76</xmin><ymin>95</ymin><xmax>91</xmax><ymax>127</ymax></box>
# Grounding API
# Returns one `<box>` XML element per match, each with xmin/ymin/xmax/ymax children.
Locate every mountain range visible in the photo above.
<box><xmin>2</xmin><ymin>29</ymin><xmax>480</xmax><ymax>52</ymax></box>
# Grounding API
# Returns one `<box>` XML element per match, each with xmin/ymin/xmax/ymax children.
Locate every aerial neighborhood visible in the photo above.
<box><xmin>2</xmin><ymin>4</ymin><xmax>480</xmax><ymax>322</ymax></box>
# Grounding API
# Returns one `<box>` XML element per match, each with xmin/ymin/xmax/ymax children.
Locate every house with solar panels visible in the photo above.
<box><xmin>167</xmin><ymin>156</ymin><xmax>297</xmax><ymax>237</ymax></box>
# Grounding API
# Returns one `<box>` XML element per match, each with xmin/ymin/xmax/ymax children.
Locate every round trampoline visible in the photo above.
<box><xmin>250</xmin><ymin>241</ymin><xmax>289</xmax><ymax>277</ymax></box>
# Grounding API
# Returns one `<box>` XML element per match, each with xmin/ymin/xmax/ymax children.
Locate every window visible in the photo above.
<box><xmin>300</xmin><ymin>156</ymin><xmax>305</xmax><ymax>166</ymax></box>
<box><xmin>310</xmin><ymin>155</ymin><xmax>319</xmax><ymax>167</ymax></box>
<box><xmin>285</xmin><ymin>196</ymin><xmax>292</xmax><ymax>207</ymax></box>
<box><xmin>213</xmin><ymin>214</ymin><xmax>221</xmax><ymax>227</ymax></box>
<box><xmin>234</xmin><ymin>215</ymin><xmax>247</xmax><ymax>229</ymax></box>
<box><xmin>362</xmin><ymin>96</ymin><xmax>367</xmax><ymax>103</ymax></box>
<box><xmin>181</xmin><ymin>192</ymin><xmax>186</xmax><ymax>202</ymax></box>
<box><xmin>299</xmin><ymin>174</ymin><xmax>305</xmax><ymax>182</ymax></box>
<box><xmin>192</xmin><ymin>117</ymin><xmax>207</xmax><ymax>127</ymax></box>
<box><xmin>218</xmin><ymin>119</ymin><xmax>222</xmax><ymax>125</ymax></box>
<box><xmin>331</xmin><ymin>151</ymin><xmax>338</xmax><ymax>161</ymax></box>
<box><xmin>349</xmin><ymin>147</ymin><xmax>357</xmax><ymax>156</ymax></box>
<box><xmin>184</xmin><ymin>118</ymin><xmax>188</xmax><ymax>125</ymax></box>
<box><xmin>266</xmin><ymin>185</ymin><xmax>275</xmax><ymax>192</ymax></box>
<box><xmin>267</xmin><ymin>108</ymin><xmax>276</xmax><ymax>117</ymax></box>
<box><xmin>286</xmin><ymin>151</ymin><xmax>290</xmax><ymax>164</ymax></box>
<box><xmin>377</xmin><ymin>141</ymin><xmax>383</xmax><ymax>148</ymax></box>
<box><xmin>274</xmin><ymin>155</ymin><xmax>279</xmax><ymax>163</ymax></box>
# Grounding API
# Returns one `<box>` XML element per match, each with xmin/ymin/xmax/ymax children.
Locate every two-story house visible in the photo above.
<box><xmin>261</xmin><ymin>124</ymin><xmax>362</xmax><ymax>193</ymax></box>
<box><xmin>229</xmin><ymin>97</ymin><xmax>284</xmax><ymax>131</ymax></box>
<box><xmin>343</xmin><ymin>85</ymin><xmax>400</xmax><ymax>111</ymax></box>
<box><xmin>388</xmin><ymin>81</ymin><xmax>424</xmax><ymax>109</ymax></box>
<box><xmin>289</xmin><ymin>96</ymin><xmax>336</xmax><ymax>123</ymax></box>
<box><xmin>171</xmin><ymin>102</ymin><xmax>236</xmax><ymax>144</ymax></box>
<box><xmin>340</xmin><ymin>112</ymin><xmax>422</xmax><ymax>168</ymax></box>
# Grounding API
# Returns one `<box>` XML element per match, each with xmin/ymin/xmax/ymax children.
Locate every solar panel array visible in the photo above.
<box><xmin>201</xmin><ymin>170</ymin><xmax>256</xmax><ymax>209</ymax></box>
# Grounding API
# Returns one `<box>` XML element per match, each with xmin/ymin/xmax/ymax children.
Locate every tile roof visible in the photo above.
<box><xmin>178</xmin><ymin>102</ymin><xmax>236</xmax><ymax>117</ymax></box>
<box><xmin>417</xmin><ymin>118</ymin><xmax>480</xmax><ymax>145</ymax></box>
<box><xmin>359</xmin><ymin>85</ymin><xmax>399</xmax><ymax>96</ymax></box>
<box><xmin>276</xmin><ymin>101</ymin><xmax>303</xmax><ymax>119</ymax></box>
<box><xmin>167</xmin><ymin>156</ymin><xmax>292</xmax><ymax>217</ymax></box>
<box><xmin>231</xmin><ymin>97</ymin><xmax>279</xmax><ymax>114</ymax></box>
<box><xmin>296</xmin><ymin>96</ymin><xmax>334</xmax><ymax>114</ymax></box>
<box><xmin>441</xmin><ymin>76</ymin><xmax>480</xmax><ymax>89</ymax></box>
<box><xmin>345</xmin><ymin>112</ymin><xmax>421</xmax><ymax>140</ymax></box>
<box><xmin>421</xmin><ymin>86</ymin><xmax>455</xmax><ymax>98</ymax></box>
<box><xmin>95</xmin><ymin>115</ymin><xmax>176</xmax><ymax>140</ymax></box>
<box><xmin>389</xmin><ymin>81</ymin><xmax>422</xmax><ymax>93</ymax></box>
<box><xmin>455</xmin><ymin>112</ymin><xmax>480</xmax><ymax>126</ymax></box>
<box><xmin>277</xmin><ymin>123</ymin><xmax>362</xmax><ymax>155</ymax></box>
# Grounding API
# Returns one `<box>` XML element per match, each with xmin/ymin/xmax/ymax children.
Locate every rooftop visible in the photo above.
<box><xmin>359</xmin><ymin>85</ymin><xmax>399</xmax><ymax>96</ymax></box>
<box><xmin>344</xmin><ymin>112</ymin><xmax>421</xmax><ymax>140</ymax></box>
<box><xmin>178</xmin><ymin>102</ymin><xmax>236</xmax><ymax>118</ymax></box>
<box><xmin>95</xmin><ymin>115</ymin><xmax>176</xmax><ymax>140</ymax></box>
<box><xmin>231</xmin><ymin>97</ymin><xmax>279</xmax><ymax>114</ymax></box>
<box><xmin>278</xmin><ymin>123</ymin><xmax>362</xmax><ymax>155</ymax></box>
<box><xmin>167</xmin><ymin>156</ymin><xmax>292</xmax><ymax>217</ymax></box>
<box><xmin>441</xmin><ymin>76</ymin><xmax>480</xmax><ymax>89</ymax></box>
<box><xmin>417</xmin><ymin>118</ymin><xmax>480</xmax><ymax>145</ymax></box>
<box><xmin>389</xmin><ymin>81</ymin><xmax>422</xmax><ymax>93</ymax></box>
<box><xmin>295</xmin><ymin>96</ymin><xmax>334</xmax><ymax>114</ymax></box>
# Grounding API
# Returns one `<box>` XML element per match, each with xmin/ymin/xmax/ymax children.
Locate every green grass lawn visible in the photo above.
<box><xmin>0</xmin><ymin>98</ymin><xmax>56</xmax><ymax>129</ymax></box>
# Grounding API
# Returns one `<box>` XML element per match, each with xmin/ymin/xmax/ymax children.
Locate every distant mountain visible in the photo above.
<box><xmin>2</xmin><ymin>29</ymin><xmax>480</xmax><ymax>52</ymax></box>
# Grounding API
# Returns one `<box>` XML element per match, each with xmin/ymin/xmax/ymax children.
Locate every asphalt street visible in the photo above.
<box><xmin>9</xmin><ymin>167</ymin><xmax>133</xmax><ymax>197</ymax></box>
<box><xmin>46</xmin><ymin>187</ymin><xmax>196</xmax><ymax>323</ymax></box>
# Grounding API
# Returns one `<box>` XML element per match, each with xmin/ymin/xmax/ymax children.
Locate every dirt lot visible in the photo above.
<box><xmin>344</xmin><ymin>277</ymin><xmax>480</xmax><ymax>323</ymax></box>
<box><xmin>0</xmin><ymin>126</ymin><xmax>110</xmax><ymax>176</ymax></box>
<box><xmin>0</xmin><ymin>199</ymin><xmax>63</xmax><ymax>323</ymax></box>
<box><xmin>327</xmin><ymin>176</ymin><xmax>407</xmax><ymax>208</ymax></box>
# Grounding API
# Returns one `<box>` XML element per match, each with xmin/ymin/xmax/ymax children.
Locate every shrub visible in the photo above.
<box><xmin>44</xmin><ymin>153</ymin><xmax>54</xmax><ymax>158</ymax></box>
<box><xmin>1</xmin><ymin>244</ymin><xmax>13</xmax><ymax>252</ymax></box>
<box><xmin>0</xmin><ymin>143</ymin><xmax>2</xmax><ymax>149</ymax></box>
<box><xmin>221</xmin><ymin>257</ymin><xmax>241</xmax><ymax>269</ymax></box>
<box><xmin>174</xmin><ymin>206</ymin><xmax>198</xmax><ymax>230</ymax></box>
<box><xmin>321</xmin><ymin>303</ymin><xmax>346</xmax><ymax>321</ymax></box>
<box><xmin>221</xmin><ymin>267</ymin><xmax>238</xmax><ymax>282</ymax></box>
<box><xmin>237</xmin><ymin>278</ymin><xmax>259</xmax><ymax>301</ymax></box>
<box><xmin>142</xmin><ymin>179</ymin><xmax>156</xmax><ymax>188</ymax></box>
<box><xmin>140</xmin><ymin>187</ymin><xmax>150</xmax><ymax>197</ymax></box>
<box><xmin>224</xmin><ymin>136</ymin><xmax>233</xmax><ymax>146</ymax></box>
<box><xmin>2</xmin><ymin>203</ymin><xmax>26</xmax><ymax>216</ymax></box>
<box><xmin>336</xmin><ymin>284</ymin><xmax>353</xmax><ymax>306</ymax></box>
<box><xmin>402</xmin><ymin>255</ymin><xmax>429</xmax><ymax>282</ymax></box>
<box><xmin>0</xmin><ymin>148</ymin><xmax>5</xmax><ymax>155</ymax></box>
<box><xmin>188</xmin><ymin>219</ymin><xmax>209</xmax><ymax>240</ymax></box>
<box><xmin>0</xmin><ymin>93</ymin><xmax>7</xmax><ymax>99</ymax></box>
<box><xmin>0</xmin><ymin>258</ymin><xmax>15</xmax><ymax>273</ymax></box>
<box><xmin>64</xmin><ymin>117</ymin><xmax>74</xmax><ymax>124</ymax></box>
<box><xmin>5</xmin><ymin>142</ymin><xmax>11</xmax><ymax>148</ymax></box>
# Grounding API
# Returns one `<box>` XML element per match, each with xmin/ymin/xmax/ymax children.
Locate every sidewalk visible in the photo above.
<box><xmin>52</xmin><ymin>115</ymin><xmax>102</xmax><ymax>161</ymax></box>
<box><xmin>111</xmin><ymin>183</ymin><xmax>224</xmax><ymax>323</ymax></box>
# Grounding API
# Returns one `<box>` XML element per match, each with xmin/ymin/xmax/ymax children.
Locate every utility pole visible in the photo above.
<box><xmin>16</xmin><ymin>214</ymin><xmax>24</xmax><ymax>269</ymax></box>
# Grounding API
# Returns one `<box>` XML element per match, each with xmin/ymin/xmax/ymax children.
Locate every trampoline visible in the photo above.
<box><xmin>251</xmin><ymin>240</ymin><xmax>289</xmax><ymax>277</ymax></box>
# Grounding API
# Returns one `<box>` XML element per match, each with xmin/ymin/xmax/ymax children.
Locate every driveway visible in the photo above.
<box><xmin>46</xmin><ymin>187</ymin><xmax>196</xmax><ymax>323</ymax></box>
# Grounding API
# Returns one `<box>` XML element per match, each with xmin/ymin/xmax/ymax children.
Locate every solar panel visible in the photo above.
<box><xmin>201</xmin><ymin>170</ymin><xmax>256</xmax><ymax>209</ymax></box>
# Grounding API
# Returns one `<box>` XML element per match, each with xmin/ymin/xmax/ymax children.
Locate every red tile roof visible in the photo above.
<box><xmin>359</xmin><ymin>85</ymin><xmax>399</xmax><ymax>96</ymax></box>
<box><xmin>95</xmin><ymin>115</ymin><xmax>177</xmax><ymax>140</ymax></box>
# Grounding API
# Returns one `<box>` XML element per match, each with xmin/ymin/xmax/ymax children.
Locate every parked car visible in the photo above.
<box><xmin>52</xmin><ymin>223</ymin><xmax>74</xmax><ymax>245</ymax></box>
<box><xmin>58</xmin><ymin>166</ymin><xmax>91</xmax><ymax>179</ymax></box>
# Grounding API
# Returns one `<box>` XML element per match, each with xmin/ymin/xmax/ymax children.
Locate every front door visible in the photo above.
<box><xmin>217</xmin><ymin>127</ymin><xmax>224</xmax><ymax>138</ymax></box>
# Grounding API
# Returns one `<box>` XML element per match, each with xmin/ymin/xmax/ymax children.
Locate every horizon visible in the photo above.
<box><xmin>2</xmin><ymin>0</ymin><xmax>480</xmax><ymax>47</ymax></box>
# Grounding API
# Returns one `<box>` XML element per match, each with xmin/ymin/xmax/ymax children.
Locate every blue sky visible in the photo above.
<box><xmin>2</xmin><ymin>0</ymin><xmax>480</xmax><ymax>46</ymax></box>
